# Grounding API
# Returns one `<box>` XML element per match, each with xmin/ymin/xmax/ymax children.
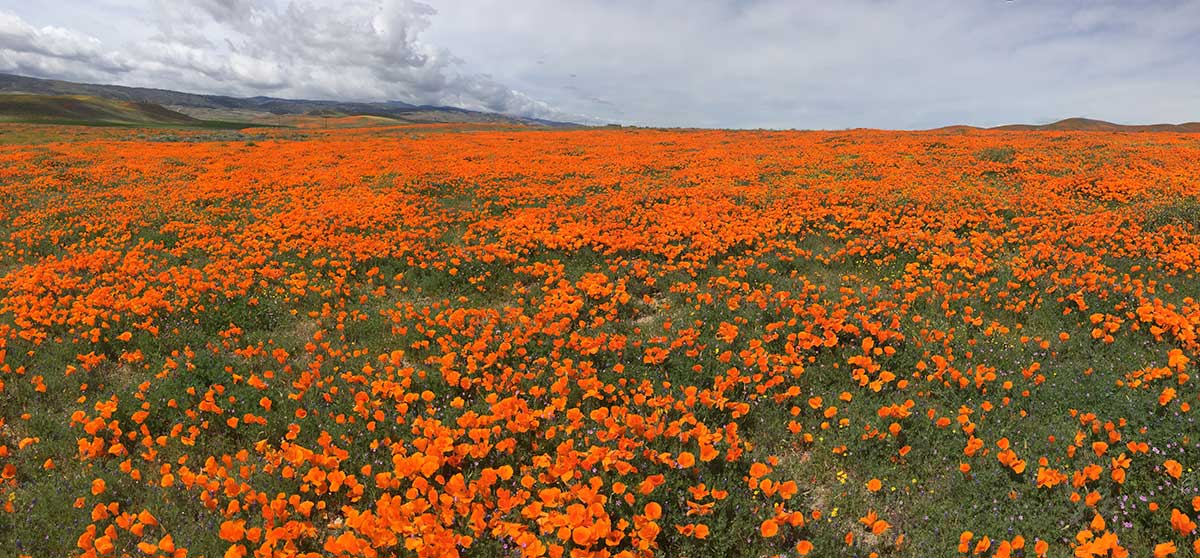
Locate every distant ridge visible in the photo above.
<box><xmin>0</xmin><ymin>73</ymin><xmax>576</xmax><ymax>127</ymax></box>
<box><xmin>0</xmin><ymin>93</ymin><xmax>247</xmax><ymax>128</ymax></box>
<box><xmin>931</xmin><ymin>117</ymin><xmax>1200</xmax><ymax>133</ymax></box>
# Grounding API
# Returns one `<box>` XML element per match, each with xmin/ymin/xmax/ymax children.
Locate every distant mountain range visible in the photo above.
<box><xmin>1</xmin><ymin>73</ymin><xmax>1196</xmax><ymax>132</ymax></box>
<box><xmin>0</xmin><ymin>73</ymin><xmax>575</xmax><ymax>128</ymax></box>
<box><xmin>932</xmin><ymin>117</ymin><xmax>1200</xmax><ymax>133</ymax></box>
<box><xmin>0</xmin><ymin>93</ymin><xmax>256</xmax><ymax>128</ymax></box>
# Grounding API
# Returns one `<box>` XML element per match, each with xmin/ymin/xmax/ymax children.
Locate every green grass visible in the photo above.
<box><xmin>2</xmin><ymin>126</ymin><xmax>1199</xmax><ymax>558</ymax></box>
<box><xmin>975</xmin><ymin>146</ymin><xmax>1017</xmax><ymax>164</ymax></box>
<box><xmin>0</xmin><ymin>94</ymin><xmax>261</xmax><ymax>130</ymax></box>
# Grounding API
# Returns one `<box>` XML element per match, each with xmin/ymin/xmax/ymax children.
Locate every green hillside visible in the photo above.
<box><xmin>0</xmin><ymin>93</ymin><xmax>246</xmax><ymax>128</ymax></box>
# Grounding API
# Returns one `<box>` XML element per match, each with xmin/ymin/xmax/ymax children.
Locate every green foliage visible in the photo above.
<box><xmin>1144</xmin><ymin>196</ymin><xmax>1200</xmax><ymax>231</ymax></box>
<box><xmin>974</xmin><ymin>146</ymin><xmax>1017</xmax><ymax>164</ymax></box>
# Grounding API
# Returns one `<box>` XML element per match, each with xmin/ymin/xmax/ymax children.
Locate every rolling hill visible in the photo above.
<box><xmin>0</xmin><ymin>93</ymin><xmax>250</xmax><ymax>128</ymax></box>
<box><xmin>932</xmin><ymin>117</ymin><xmax>1200</xmax><ymax>133</ymax></box>
<box><xmin>0</xmin><ymin>73</ymin><xmax>573</xmax><ymax>127</ymax></box>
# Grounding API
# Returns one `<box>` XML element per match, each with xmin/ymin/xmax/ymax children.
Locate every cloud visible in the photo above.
<box><xmin>0</xmin><ymin>1</ymin><xmax>586</xmax><ymax>122</ymax></box>
<box><xmin>0</xmin><ymin>10</ymin><xmax>134</xmax><ymax>78</ymax></box>
<box><xmin>424</xmin><ymin>0</ymin><xmax>1200</xmax><ymax>129</ymax></box>
<box><xmin>1</xmin><ymin>1</ymin><xmax>1198</xmax><ymax>128</ymax></box>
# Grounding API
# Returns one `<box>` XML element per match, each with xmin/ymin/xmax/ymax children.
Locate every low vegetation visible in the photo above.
<box><xmin>0</xmin><ymin>94</ymin><xmax>249</xmax><ymax>129</ymax></box>
<box><xmin>0</xmin><ymin>123</ymin><xmax>1198</xmax><ymax>557</ymax></box>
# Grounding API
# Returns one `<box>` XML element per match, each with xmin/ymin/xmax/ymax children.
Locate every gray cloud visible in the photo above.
<box><xmin>1</xmin><ymin>1</ymin><xmax>1198</xmax><ymax>128</ymax></box>
<box><xmin>0</xmin><ymin>0</ymin><xmax>584</xmax><ymax>121</ymax></box>
<box><xmin>0</xmin><ymin>10</ymin><xmax>134</xmax><ymax>78</ymax></box>
<box><xmin>425</xmin><ymin>0</ymin><xmax>1200</xmax><ymax>129</ymax></box>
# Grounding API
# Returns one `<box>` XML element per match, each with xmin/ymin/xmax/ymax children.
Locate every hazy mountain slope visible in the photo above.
<box><xmin>0</xmin><ymin>93</ymin><xmax>208</xmax><ymax>126</ymax></box>
<box><xmin>989</xmin><ymin>117</ymin><xmax>1200</xmax><ymax>132</ymax></box>
<box><xmin>0</xmin><ymin>73</ymin><xmax>574</xmax><ymax>127</ymax></box>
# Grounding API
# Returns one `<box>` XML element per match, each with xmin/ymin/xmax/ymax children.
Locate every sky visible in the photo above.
<box><xmin>0</xmin><ymin>0</ymin><xmax>1198</xmax><ymax>129</ymax></box>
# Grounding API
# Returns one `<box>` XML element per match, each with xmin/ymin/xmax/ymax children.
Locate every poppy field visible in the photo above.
<box><xmin>2</xmin><ymin>122</ymin><xmax>1200</xmax><ymax>558</ymax></box>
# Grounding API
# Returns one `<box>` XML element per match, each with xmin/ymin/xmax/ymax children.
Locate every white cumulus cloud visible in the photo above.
<box><xmin>0</xmin><ymin>0</ymin><xmax>586</xmax><ymax>122</ymax></box>
<box><xmin>2</xmin><ymin>0</ymin><xmax>1199</xmax><ymax>128</ymax></box>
